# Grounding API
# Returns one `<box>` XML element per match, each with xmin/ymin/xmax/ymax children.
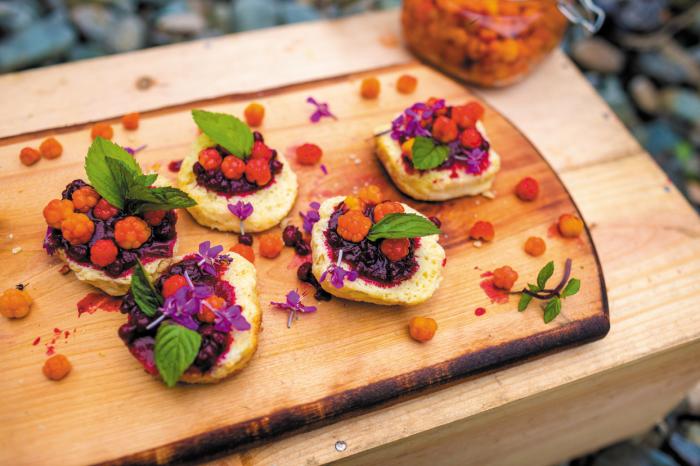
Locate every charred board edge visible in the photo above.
<box><xmin>106</xmin><ymin>314</ymin><xmax>609</xmax><ymax>466</ymax></box>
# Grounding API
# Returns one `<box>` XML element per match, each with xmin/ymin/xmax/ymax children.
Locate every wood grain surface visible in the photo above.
<box><xmin>0</xmin><ymin>64</ymin><xmax>607</xmax><ymax>465</ymax></box>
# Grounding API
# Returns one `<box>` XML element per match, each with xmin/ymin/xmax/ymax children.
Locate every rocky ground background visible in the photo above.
<box><xmin>1</xmin><ymin>1</ymin><xmax>699</xmax><ymax>464</ymax></box>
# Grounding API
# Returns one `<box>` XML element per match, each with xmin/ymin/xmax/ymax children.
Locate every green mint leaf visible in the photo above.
<box><xmin>543</xmin><ymin>297</ymin><xmax>561</xmax><ymax>324</ymax></box>
<box><xmin>130</xmin><ymin>260</ymin><xmax>163</xmax><ymax>317</ymax></box>
<box><xmin>127</xmin><ymin>185</ymin><xmax>196</xmax><ymax>214</ymax></box>
<box><xmin>537</xmin><ymin>261</ymin><xmax>555</xmax><ymax>290</ymax></box>
<box><xmin>561</xmin><ymin>278</ymin><xmax>581</xmax><ymax>298</ymax></box>
<box><xmin>192</xmin><ymin>109</ymin><xmax>253</xmax><ymax>159</ymax></box>
<box><xmin>367</xmin><ymin>213</ymin><xmax>442</xmax><ymax>241</ymax></box>
<box><xmin>85</xmin><ymin>137</ymin><xmax>142</xmax><ymax>208</ymax></box>
<box><xmin>518</xmin><ymin>293</ymin><xmax>532</xmax><ymax>312</ymax></box>
<box><xmin>136</xmin><ymin>173</ymin><xmax>158</xmax><ymax>187</ymax></box>
<box><xmin>411</xmin><ymin>136</ymin><xmax>449</xmax><ymax>170</ymax></box>
<box><xmin>155</xmin><ymin>322</ymin><xmax>202</xmax><ymax>387</ymax></box>
<box><xmin>104</xmin><ymin>156</ymin><xmax>137</xmax><ymax>200</ymax></box>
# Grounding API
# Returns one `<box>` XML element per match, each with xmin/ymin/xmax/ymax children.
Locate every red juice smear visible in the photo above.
<box><xmin>32</xmin><ymin>336</ymin><xmax>41</xmax><ymax>346</ymax></box>
<box><xmin>168</xmin><ymin>159</ymin><xmax>183</xmax><ymax>172</ymax></box>
<box><xmin>480</xmin><ymin>271</ymin><xmax>493</xmax><ymax>278</ymax></box>
<box><xmin>77</xmin><ymin>292</ymin><xmax>122</xmax><ymax>317</ymax></box>
<box><xmin>53</xmin><ymin>327</ymin><xmax>61</xmax><ymax>334</ymax></box>
<box><xmin>46</xmin><ymin>346</ymin><xmax>55</xmax><ymax>356</ymax></box>
<box><xmin>442</xmin><ymin>258</ymin><xmax>447</xmax><ymax>267</ymax></box>
<box><xmin>547</xmin><ymin>223</ymin><xmax>559</xmax><ymax>238</ymax></box>
<box><xmin>64</xmin><ymin>330</ymin><xmax>70</xmax><ymax>339</ymax></box>
<box><xmin>480</xmin><ymin>278</ymin><xmax>509</xmax><ymax>304</ymax></box>
<box><xmin>287</xmin><ymin>254</ymin><xmax>311</xmax><ymax>270</ymax></box>
<box><xmin>475</xmin><ymin>307</ymin><xmax>486</xmax><ymax>316</ymax></box>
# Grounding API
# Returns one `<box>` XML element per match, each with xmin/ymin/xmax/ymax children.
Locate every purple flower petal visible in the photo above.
<box><xmin>307</xmin><ymin>96</ymin><xmax>337</xmax><ymax>123</ymax></box>
<box><xmin>227</xmin><ymin>201</ymin><xmax>254</xmax><ymax>221</ymax></box>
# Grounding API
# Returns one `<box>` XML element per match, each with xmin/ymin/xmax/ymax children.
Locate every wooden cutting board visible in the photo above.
<box><xmin>0</xmin><ymin>64</ymin><xmax>608</xmax><ymax>465</ymax></box>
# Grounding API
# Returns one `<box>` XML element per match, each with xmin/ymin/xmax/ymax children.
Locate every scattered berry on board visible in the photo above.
<box><xmin>360</xmin><ymin>77</ymin><xmax>381</xmax><ymax>99</ymax></box>
<box><xmin>259</xmin><ymin>233</ymin><xmax>284</xmax><ymax>259</ymax></box>
<box><xmin>516</xmin><ymin>177</ymin><xmax>539</xmax><ymax>201</ymax></box>
<box><xmin>19</xmin><ymin>147</ymin><xmax>41</xmax><ymax>166</ymax></box>
<box><xmin>0</xmin><ymin>288</ymin><xmax>32</xmax><ymax>319</ymax></box>
<box><xmin>469</xmin><ymin>220</ymin><xmax>495</xmax><ymax>242</ymax></box>
<box><xmin>408</xmin><ymin>316</ymin><xmax>437</xmax><ymax>342</ymax></box>
<box><xmin>39</xmin><ymin>137</ymin><xmax>63</xmax><ymax>159</ymax></box>
<box><xmin>396</xmin><ymin>74</ymin><xmax>418</xmax><ymax>94</ymax></box>
<box><xmin>296</xmin><ymin>143</ymin><xmax>323</xmax><ymax>165</ymax></box>
<box><xmin>244</xmin><ymin>102</ymin><xmax>265</xmax><ymax>127</ymax></box>
<box><xmin>524</xmin><ymin>236</ymin><xmax>546</xmax><ymax>256</ymax></box>
<box><xmin>230</xmin><ymin>243</ymin><xmax>255</xmax><ymax>263</ymax></box>
<box><xmin>492</xmin><ymin>266</ymin><xmax>518</xmax><ymax>291</ymax></box>
<box><xmin>121</xmin><ymin>112</ymin><xmax>140</xmax><ymax>130</ymax></box>
<box><xmin>43</xmin><ymin>354</ymin><xmax>72</xmax><ymax>381</ymax></box>
<box><xmin>558</xmin><ymin>214</ymin><xmax>584</xmax><ymax>238</ymax></box>
<box><xmin>91</xmin><ymin>122</ymin><xmax>113</xmax><ymax>140</ymax></box>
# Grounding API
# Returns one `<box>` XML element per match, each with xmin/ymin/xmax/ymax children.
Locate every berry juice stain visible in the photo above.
<box><xmin>32</xmin><ymin>336</ymin><xmax>41</xmax><ymax>346</ymax></box>
<box><xmin>480</xmin><ymin>278</ymin><xmax>509</xmax><ymax>304</ymax></box>
<box><xmin>77</xmin><ymin>292</ymin><xmax>122</xmax><ymax>317</ymax></box>
<box><xmin>547</xmin><ymin>223</ymin><xmax>559</xmax><ymax>238</ymax></box>
<box><xmin>475</xmin><ymin>307</ymin><xmax>486</xmax><ymax>316</ymax></box>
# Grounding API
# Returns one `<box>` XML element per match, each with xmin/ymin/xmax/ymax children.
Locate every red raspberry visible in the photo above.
<box><xmin>220</xmin><ymin>156</ymin><xmax>246</xmax><ymax>180</ymax></box>
<box><xmin>93</xmin><ymin>198</ymin><xmax>119</xmax><ymax>220</ymax></box>
<box><xmin>90</xmin><ymin>239</ymin><xmax>118</xmax><ymax>267</ymax></box>
<box><xmin>460</xmin><ymin>127</ymin><xmax>482</xmax><ymax>148</ymax></box>
<box><xmin>162</xmin><ymin>274</ymin><xmax>187</xmax><ymax>298</ymax></box>
<box><xmin>245</xmin><ymin>158</ymin><xmax>272</xmax><ymax>186</ymax></box>
<box><xmin>198</xmin><ymin>148</ymin><xmax>222</xmax><ymax>171</ymax></box>
<box><xmin>380</xmin><ymin>238</ymin><xmax>410</xmax><ymax>261</ymax></box>
<box><xmin>143</xmin><ymin>210</ymin><xmax>166</xmax><ymax>226</ymax></box>
<box><xmin>463</xmin><ymin>101</ymin><xmax>485</xmax><ymax>122</ymax></box>
<box><xmin>114</xmin><ymin>216</ymin><xmax>151</xmax><ymax>249</ymax></box>
<box><xmin>43</xmin><ymin>199</ymin><xmax>75</xmax><ymax>228</ymax></box>
<box><xmin>451</xmin><ymin>105</ymin><xmax>475</xmax><ymax>128</ymax></box>
<box><xmin>250</xmin><ymin>141</ymin><xmax>273</xmax><ymax>161</ymax></box>
<box><xmin>432</xmin><ymin>116</ymin><xmax>458</xmax><ymax>143</ymax></box>
<box><xmin>72</xmin><ymin>186</ymin><xmax>100</xmax><ymax>213</ymax></box>
<box><xmin>515</xmin><ymin>177</ymin><xmax>539</xmax><ymax>201</ymax></box>
<box><xmin>296</xmin><ymin>143</ymin><xmax>322</xmax><ymax>165</ymax></box>
<box><xmin>469</xmin><ymin>220</ymin><xmax>494</xmax><ymax>241</ymax></box>
<box><xmin>61</xmin><ymin>213</ymin><xmax>95</xmax><ymax>245</ymax></box>
<box><xmin>337</xmin><ymin>210</ymin><xmax>371</xmax><ymax>242</ymax></box>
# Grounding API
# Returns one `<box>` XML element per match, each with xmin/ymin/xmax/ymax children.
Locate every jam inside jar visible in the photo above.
<box><xmin>402</xmin><ymin>0</ymin><xmax>569</xmax><ymax>87</ymax></box>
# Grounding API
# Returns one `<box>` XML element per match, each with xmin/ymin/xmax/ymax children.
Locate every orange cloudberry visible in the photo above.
<box><xmin>39</xmin><ymin>137</ymin><xmax>63</xmax><ymax>159</ymax></box>
<box><xmin>19</xmin><ymin>147</ymin><xmax>41</xmax><ymax>166</ymax></box>
<box><xmin>259</xmin><ymin>233</ymin><xmax>284</xmax><ymax>259</ymax></box>
<box><xmin>0</xmin><ymin>288</ymin><xmax>32</xmax><ymax>319</ymax></box>
<box><xmin>61</xmin><ymin>213</ymin><xmax>95</xmax><ymax>245</ymax></box>
<box><xmin>244</xmin><ymin>102</ymin><xmax>265</xmax><ymax>127</ymax></box>
<box><xmin>396</xmin><ymin>74</ymin><xmax>418</xmax><ymax>94</ymax></box>
<box><xmin>72</xmin><ymin>186</ymin><xmax>100</xmax><ymax>213</ymax></box>
<box><xmin>492</xmin><ymin>266</ymin><xmax>518</xmax><ymax>291</ymax></box>
<box><xmin>558</xmin><ymin>214</ymin><xmax>584</xmax><ymax>238</ymax></box>
<box><xmin>408</xmin><ymin>316</ymin><xmax>437</xmax><ymax>342</ymax></box>
<box><xmin>114</xmin><ymin>216</ymin><xmax>151</xmax><ymax>249</ymax></box>
<box><xmin>91</xmin><ymin>122</ymin><xmax>113</xmax><ymax>140</ymax></box>
<box><xmin>43</xmin><ymin>199</ymin><xmax>75</xmax><ymax>228</ymax></box>
<box><xmin>373</xmin><ymin>201</ymin><xmax>404</xmax><ymax>223</ymax></box>
<box><xmin>121</xmin><ymin>112</ymin><xmax>140</xmax><ymax>130</ymax></box>
<box><xmin>524</xmin><ymin>236</ymin><xmax>546</xmax><ymax>257</ymax></box>
<box><xmin>43</xmin><ymin>354</ymin><xmax>72</xmax><ymax>381</ymax></box>
<box><xmin>360</xmin><ymin>77</ymin><xmax>381</xmax><ymax>99</ymax></box>
<box><xmin>337</xmin><ymin>210</ymin><xmax>372</xmax><ymax>242</ymax></box>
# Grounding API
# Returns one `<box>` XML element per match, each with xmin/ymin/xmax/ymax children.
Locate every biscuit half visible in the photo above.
<box><xmin>375</xmin><ymin>122</ymin><xmax>500</xmax><ymax>201</ymax></box>
<box><xmin>180</xmin><ymin>252</ymin><xmax>262</xmax><ymax>383</ymax></box>
<box><xmin>310</xmin><ymin>196</ymin><xmax>445</xmax><ymax>306</ymax></box>
<box><xmin>177</xmin><ymin>134</ymin><xmax>298</xmax><ymax>232</ymax></box>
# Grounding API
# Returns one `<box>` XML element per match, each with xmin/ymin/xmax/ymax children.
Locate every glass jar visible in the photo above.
<box><xmin>402</xmin><ymin>0</ymin><xmax>570</xmax><ymax>87</ymax></box>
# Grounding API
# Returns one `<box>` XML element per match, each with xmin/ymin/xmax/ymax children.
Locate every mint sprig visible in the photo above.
<box><xmin>367</xmin><ymin>213</ymin><xmax>441</xmax><ymax>242</ymax></box>
<box><xmin>517</xmin><ymin>259</ymin><xmax>580</xmax><ymax>324</ymax></box>
<box><xmin>411</xmin><ymin>136</ymin><xmax>449</xmax><ymax>170</ymax></box>
<box><xmin>192</xmin><ymin>109</ymin><xmax>253</xmax><ymax>159</ymax></box>
<box><xmin>85</xmin><ymin>137</ymin><xmax>196</xmax><ymax>214</ymax></box>
<box><xmin>130</xmin><ymin>260</ymin><xmax>163</xmax><ymax>318</ymax></box>
<box><xmin>154</xmin><ymin>322</ymin><xmax>201</xmax><ymax>387</ymax></box>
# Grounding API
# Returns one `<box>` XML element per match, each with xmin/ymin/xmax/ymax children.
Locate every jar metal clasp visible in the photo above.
<box><xmin>557</xmin><ymin>0</ymin><xmax>606</xmax><ymax>34</ymax></box>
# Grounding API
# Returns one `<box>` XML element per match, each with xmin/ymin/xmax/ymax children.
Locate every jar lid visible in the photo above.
<box><xmin>558</xmin><ymin>0</ymin><xmax>605</xmax><ymax>33</ymax></box>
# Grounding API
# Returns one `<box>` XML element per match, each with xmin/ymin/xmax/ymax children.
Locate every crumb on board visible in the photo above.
<box><xmin>482</xmin><ymin>190</ymin><xmax>496</xmax><ymax>199</ymax></box>
<box><xmin>473</xmin><ymin>240</ymin><xmax>483</xmax><ymax>248</ymax></box>
<box><xmin>12</xmin><ymin>246</ymin><xmax>22</xmax><ymax>254</ymax></box>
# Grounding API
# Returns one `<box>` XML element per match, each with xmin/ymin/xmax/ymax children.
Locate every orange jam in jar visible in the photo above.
<box><xmin>402</xmin><ymin>0</ymin><xmax>569</xmax><ymax>87</ymax></box>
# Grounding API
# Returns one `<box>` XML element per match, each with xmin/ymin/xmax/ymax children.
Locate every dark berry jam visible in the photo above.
<box><xmin>43</xmin><ymin>179</ymin><xmax>178</xmax><ymax>278</ymax></box>
<box><xmin>297</xmin><ymin>261</ymin><xmax>332</xmax><ymax>301</ymax></box>
<box><xmin>193</xmin><ymin>132</ymin><xmax>283</xmax><ymax>197</ymax></box>
<box><xmin>118</xmin><ymin>256</ymin><xmax>235</xmax><ymax>374</ymax></box>
<box><xmin>324</xmin><ymin>203</ymin><xmax>419</xmax><ymax>286</ymax></box>
<box><xmin>399</xmin><ymin>106</ymin><xmax>491</xmax><ymax>177</ymax></box>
